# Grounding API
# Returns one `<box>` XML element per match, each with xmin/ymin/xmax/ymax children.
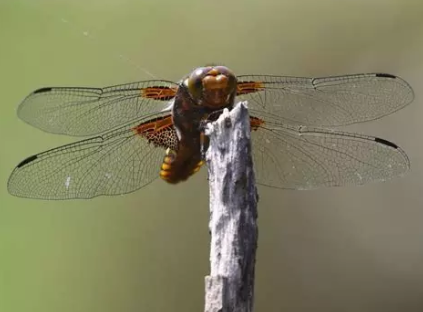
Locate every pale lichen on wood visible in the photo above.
<box><xmin>203</xmin><ymin>102</ymin><xmax>259</xmax><ymax>312</ymax></box>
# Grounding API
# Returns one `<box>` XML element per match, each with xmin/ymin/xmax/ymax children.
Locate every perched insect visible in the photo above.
<box><xmin>8</xmin><ymin>65</ymin><xmax>414</xmax><ymax>199</ymax></box>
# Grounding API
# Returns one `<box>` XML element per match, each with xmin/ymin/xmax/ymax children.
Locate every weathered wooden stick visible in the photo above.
<box><xmin>204</xmin><ymin>102</ymin><xmax>259</xmax><ymax>312</ymax></box>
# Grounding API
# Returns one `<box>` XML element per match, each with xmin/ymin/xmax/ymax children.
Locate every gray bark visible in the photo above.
<box><xmin>203</xmin><ymin>102</ymin><xmax>259</xmax><ymax>312</ymax></box>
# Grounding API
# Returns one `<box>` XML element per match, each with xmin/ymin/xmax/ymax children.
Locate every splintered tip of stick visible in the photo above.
<box><xmin>204</xmin><ymin>100</ymin><xmax>256</xmax><ymax>191</ymax></box>
<box><xmin>204</xmin><ymin>101</ymin><xmax>249</xmax><ymax>138</ymax></box>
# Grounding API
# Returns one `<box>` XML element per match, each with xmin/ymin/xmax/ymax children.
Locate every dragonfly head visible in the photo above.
<box><xmin>184</xmin><ymin>65</ymin><xmax>237</xmax><ymax>109</ymax></box>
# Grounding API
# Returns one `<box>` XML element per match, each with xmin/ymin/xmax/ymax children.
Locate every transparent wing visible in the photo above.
<box><xmin>251</xmin><ymin>119</ymin><xmax>410</xmax><ymax>189</ymax></box>
<box><xmin>17</xmin><ymin>80</ymin><xmax>178</xmax><ymax>136</ymax></box>
<box><xmin>7</xmin><ymin>113</ymin><xmax>177</xmax><ymax>199</ymax></box>
<box><xmin>237</xmin><ymin>73</ymin><xmax>414</xmax><ymax>127</ymax></box>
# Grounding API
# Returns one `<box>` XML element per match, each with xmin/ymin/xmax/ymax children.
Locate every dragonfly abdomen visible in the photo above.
<box><xmin>159</xmin><ymin>146</ymin><xmax>205</xmax><ymax>184</ymax></box>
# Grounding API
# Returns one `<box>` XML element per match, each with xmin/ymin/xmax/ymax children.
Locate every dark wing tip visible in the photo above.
<box><xmin>8</xmin><ymin>155</ymin><xmax>39</xmax><ymax>198</ymax></box>
<box><xmin>16</xmin><ymin>154</ymin><xmax>38</xmax><ymax>168</ymax></box>
<box><xmin>375</xmin><ymin>73</ymin><xmax>397</xmax><ymax>79</ymax></box>
<box><xmin>33</xmin><ymin>87</ymin><xmax>53</xmax><ymax>94</ymax></box>
<box><xmin>374</xmin><ymin>137</ymin><xmax>398</xmax><ymax>149</ymax></box>
<box><xmin>375</xmin><ymin>73</ymin><xmax>415</xmax><ymax>104</ymax></box>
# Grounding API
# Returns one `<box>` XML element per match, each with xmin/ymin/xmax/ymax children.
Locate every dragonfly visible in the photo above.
<box><xmin>7</xmin><ymin>65</ymin><xmax>414</xmax><ymax>200</ymax></box>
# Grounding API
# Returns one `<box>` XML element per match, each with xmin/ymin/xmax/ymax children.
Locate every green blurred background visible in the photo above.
<box><xmin>1</xmin><ymin>0</ymin><xmax>423</xmax><ymax>311</ymax></box>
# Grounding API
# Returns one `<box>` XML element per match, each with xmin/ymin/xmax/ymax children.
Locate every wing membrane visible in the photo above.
<box><xmin>251</xmin><ymin>119</ymin><xmax>410</xmax><ymax>189</ymax></box>
<box><xmin>17</xmin><ymin>80</ymin><xmax>178</xmax><ymax>136</ymax></box>
<box><xmin>238</xmin><ymin>73</ymin><xmax>414</xmax><ymax>127</ymax></box>
<box><xmin>8</xmin><ymin>113</ymin><xmax>176</xmax><ymax>199</ymax></box>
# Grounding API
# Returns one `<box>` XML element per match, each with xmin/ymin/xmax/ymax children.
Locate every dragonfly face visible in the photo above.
<box><xmin>183</xmin><ymin>65</ymin><xmax>238</xmax><ymax>109</ymax></box>
<box><xmin>7</xmin><ymin>66</ymin><xmax>414</xmax><ymax>199</ymax></box>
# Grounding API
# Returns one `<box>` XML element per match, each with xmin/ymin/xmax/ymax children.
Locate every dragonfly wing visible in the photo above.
<box><xmin>237</xmin><ymin>73</ymin><xmax>414</xmax><ymax>126</ymax></box>
<box><xmin>8</xmin><ymin>113</ymin><xmax>178</xmax><ymax>199</ymax></box>
<box><xmin>17</xmin><ymin>80</ymin><xmax>178</xmax><ymax>136</ymax></box>
<box><xmin>250</xmin><ymin>119</ymin><xmax>410</xmax><ymax>189</ymax></box>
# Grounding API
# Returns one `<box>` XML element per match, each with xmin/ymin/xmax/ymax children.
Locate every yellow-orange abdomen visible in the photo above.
<box><xmin>159</xmin><ymin>148</ymin><xmax>205</xmax><ymax>184</ymax></box>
